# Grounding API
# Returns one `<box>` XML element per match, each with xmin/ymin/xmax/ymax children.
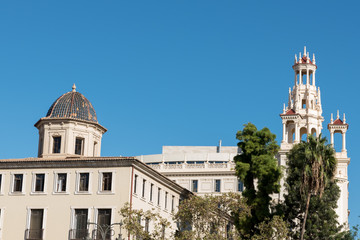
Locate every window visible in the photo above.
<box><xmin>55</xmin><ymin>173</ymin><xmax>67</xmax><ymax>192</ymax></box>
<box><xmin>142</xmin><ymin>179</ymin><xmax>146</xmax><ymax>198</ymax></box>
<box><xmin>0</xmin><ymin>174</ymin><xmax>2</xmax><ymax>193</ymax></box>
<box><xmin>71</xmin><ymin>209</ymin><xmax>88</xmax><ymax>239</ymax></box>
<box><xmin>134</xmin><ymin>175</ymin><xmax>138</xmax><ymax>194</ymax></box>
<box><xmin>215</xmin><ymin>179</ymin><xmax>221</xmax><ymax>192</ymax></box>
<box><xmin>79</xmin><ymin>173</ymin><xmax>90</xmax><ymax>192</ymax></box>
<box><xmin>26</xmin><ymin>209</ymin><xmax>44</xmax><ymax>240</ymax></box>
<box><xmin>52</xmin><ymin>136</ymin><xmax>61</xmax><ymax>154</ymax></box>
<box><xmin>145</xmin><ymin>218</ymin><xmax>150</xmax><ymax>233</ymax></box>
<box><xmin>157</xmin><ymin>188</ymin><xmax>161</xmax><ymax>206</ymax></box>
<box><xmin>238</xmin><ymin>179</ymin><xmax>244</xmax><ymax>192</ymax></box>
<box><xmin>171</xmin><ymin>196</ymin><xmax>175</xmax><ymax>212</ymax></box>
<box><xmin>75</xmin><ymin>138</ymin><xmax>84</xmax><ymax>155</ymax></box>
<box><xmin>13</xmin><ymin>174</ymin><xmax>23</xmax><ymax>192</ymax></box>
<box><xmin>150</xmin><ymin>183</ymin><xmax>154</xmax><ymax>202</ymax></box>
<box><xmin>192</xmin><ymin>180</ymin><xmax>198</xmax><ymax>193</ymax></box>
<box><xmin>102</xmin><ymin>172</ymin><xmax>112</xmax><ymax>191</ymax></box>
<box><xmin>35</xmin><ymin>174</ymin><xmax>45</xmax><ymax>192</ymax></box>
<box><xmin>165</xmin><ymin>192</ymin><xmax>168</xmax><ymax>209</ymax></box>
<box><xmin>302</xmin><ymin>99</ymin><xmax>306</xmax><ymax>109</ymax></box>
<box><xmin>97</xmin><ymin>209</ymin><xmax>111</xmax><ymax>239</ymax></box>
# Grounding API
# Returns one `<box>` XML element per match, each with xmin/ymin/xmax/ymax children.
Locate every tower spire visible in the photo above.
<box><xmin>304</xmin><ymin>46</ymin><xmax>307</xmax><ymax>57</ymax></box>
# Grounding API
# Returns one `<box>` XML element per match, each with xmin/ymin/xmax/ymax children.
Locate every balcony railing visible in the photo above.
<box><xmin>91</xmin><ymin>229</ymin><xmax>111</xmax><ymax>240</ymax></box>
<box><xmin>69</xmin><ymin>229</ymin><xmax>89</xmax><ymax>240</ymax></box>
<box><xmin>25</xmin><ymin>229</ymin><xmax>43</xmax><ymax>240</ymax></box>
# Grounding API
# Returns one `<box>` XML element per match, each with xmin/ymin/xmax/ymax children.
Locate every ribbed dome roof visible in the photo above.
<box><xmin>46</xmin><ymin>84</ymin><xmax>98</xmax><ymax>123</ymax></box>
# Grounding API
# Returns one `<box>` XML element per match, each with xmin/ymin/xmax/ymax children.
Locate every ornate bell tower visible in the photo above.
<box><xmin>280</xmin><ymin>46</ymin><xmax>323</xmax><ymax>147</ymax></box>
<box><xmin>278</xmin><ymin>47</ymin><xmax>350</xmax><ymax>228</ymax></box>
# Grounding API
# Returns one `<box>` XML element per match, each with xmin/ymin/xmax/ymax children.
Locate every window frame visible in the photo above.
<box><xmin>26</xmin><ymin>207</ymin><xmax>47</xmax><ymax>240</ymax></box>
<box><xmin>191</xmin><ymin>180</ymin><xmax>198</xmax><ymax>193</ymax></box>
<box><xmin>74</xmin><ymin>137</ymin><xmax>85</xmax><ymax>155</ymax></box>
<box><xmin>214</xmin><ymin>179</ymin><xmax>221</xmax><ymax>193</ymax></box>
<box><xmin>53</xmin><ymin>171</ymin><xmax>70</xmax><ymax>194</ymax></box>
<box><xmin>52</xmin><ymin>136</ymin><xmax>62</xmax><ymax>154</ymax></box>
<box><xmin>141</xmin><ymin>179</ymin><xmax>146</xmax><ymax>199</ymax></box>
<box><xmin>98</xmin><ymin>170</ymin><xmax>115</xmax><ymax>195</ymax></box>
<box><xmin>70</xmin><ymin>207</ymin><xmax>91</xmax><ymax>237</ymax></box>
<box><xmin>0</xmin><ymin>208</ymin><xmax>4</xmax><ymax>240</ymax></box>
<box><xmin>75</xmin><ymin>171</ymin><xmax>92</xmax><ymax>195</ymax></box>
<box><xmin>0</xmin><ymin>173</ymin><xmax>4</xmax><ymax>195</ymax></box>
<box><xmin>157</xmin><ymin>187</ymin><xmax>161</xmax><ymax>207</ymax></box>
<box><xmin>31</xmin><ymin>172</ymin><xmax>48</xmax><ymax>195</ymax></box>
<box><xmin>10</xmin><ymin>172</ymin><xmax>26</xmax><ymax>195</ymax></box>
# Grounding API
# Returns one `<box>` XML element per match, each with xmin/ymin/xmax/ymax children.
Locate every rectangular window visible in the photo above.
<box><xmin>56</xmin><ymin>173</ymin><xmax>67</xmax><ymax>192</ymax></box>
<box><xmin>27</xmin><ymin>209</ymin><xmax>44</xmax><ymax>239</ymax></box>
<box><xmin>134</xmin><ymin>175</ymin><xmax>138</xmax><ymax>193</ymax></box>
<box><xmin>238</xmin><ymin>179</ymin><xmax>244</xmax><ymax>192</ymax></box>
<box><xmin>52</xmin><ymin>136</ymin><xmax>61</xmax><ymax>154</ymax></box>
<box><xmin>165</xmin><ymin>192</ymin><xmax>168</xmax><ymax>209</ymax></box>
<box><xmin>157</xmin><ymin>188</ymin><xmax>161</xmax><ymax>206</ymax></box>
<box><xmin>0</xmin><ymin>174</ymin><xmax>2</xmax><ymax>193</ymax></box>
<box><xmin>215</xmin><ymin>179</ymin><xmax>221</xmax><ymax>192</ymax></box>
<box><xmin>192</xmin><ymin>180</ymin><xmax>198</xmax><ymax>193</ymax></box>
<box><xmin>102</xmin><ymin>172</ymin><xmax>112</xmax><ymax>191</ymax></box>
<box><xmin>171</xmin><ymin>196</ymin><xmax>175</xmax><ymax>212</ymax></box>
<box><xmin>150</xmin><ymin>183</ymin><xmax>154</xmax><ymax>202</ymax></box>
<box><xmin>145</xmin><ymin>218</ymin><xmax>149</xmax><ymax>233</ymax></box>
<box><xmin>35</xmin><ymin>174</ymin><xmax>45</xmax><ymax>192</ymax></box>
<box><xmin>13</xmin><ymin>174</ymin><xmax>23</xmax><ymax>192</ymax></box>
<box><xmin>73</xmin><ymin>209</ymin><xmax>88</xmax><ymax>239</ymax></box>
<box><xmin>79</xmin><ymin>173</ymin><xmax>89</xmax><ymax>192</ymax></box>
<box><xmin>142</xmin><ymin>179</ymin><xmax>146</xmax><ymax>198</ymax></box>
<box><xmin>97</xmin><ymin>209</ymin><xmax>111</xmax><ymax>239</ymax></box>
<box><xmin>75</xmin><ymin>138</ymin><xmax>84</xmax><ymax>155</ymax></box>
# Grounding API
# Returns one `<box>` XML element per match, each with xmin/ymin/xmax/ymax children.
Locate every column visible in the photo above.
<box><xmin>282</xmin><ymin>122</ymin><xmax>286</xmax><ymax>143</ymax></box>
<box><xmin>299</xmin><ymin>70</ymin><xmax>302</xmax><ymax>85</ymax></box>
<box><xmin>294</xmin><ymin>123</ymin><xmax>299</xmax><ymax>143</ymax></box>
<box><xmin>330</xmin><ymin>130</ymin><xmax>334</xmax><ymax>146</ymax></box>
<box><xmin>294</xmin><ymin>71</ymin><xmax>297</xmax><ymax>86</ymax></box>
<box><xmin>342</xmin><ymin>131</ymin><xmax>346</xmax><ymax>152</ymax></box>
<box><xmin>306</xmin><ymin>69</ymin><xmax>310</xmax><ymax>85</ymax></box>
<box><xmin>312</xmin><ymin>70</ymin><xmax>316</xmax><ymax>86</ymax></box>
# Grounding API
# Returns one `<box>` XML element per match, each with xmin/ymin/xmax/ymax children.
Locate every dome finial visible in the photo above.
<box><xmin>72</xmin><ymin>83</ymin><xmax>76</xmax><ymax>92</ymax></box>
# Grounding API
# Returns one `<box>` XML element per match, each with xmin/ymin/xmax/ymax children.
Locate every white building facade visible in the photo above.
<box><xmin>0</xmin><ymin>85</ymin><xmax>189</xmax><ymax>240</ymax></box>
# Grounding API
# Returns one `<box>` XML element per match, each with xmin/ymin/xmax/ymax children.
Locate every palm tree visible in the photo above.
<box><xmin>297</xmin><ymin>134</ymin><xmax>337</xmax><ymax>240</ymax></box>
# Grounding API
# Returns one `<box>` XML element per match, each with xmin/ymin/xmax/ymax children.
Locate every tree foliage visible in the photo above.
<box><xmin>119</xmin><ymin>202</ymin><xmax>171</xmax><ymax>240</ymax></box>
<box><xmin>281</xmin><ymin>134</ymin><xmax>346</xmax><ymax>239</ymax></box>
<box><xmin>234</xmin><ymin>122</ymin><xmax>282</xmax><ymax>237</ymax></box>
<box><xmin>174</xmin><ymin>192</ymin><xmax>250</xmax><ymax>240</ymax></box>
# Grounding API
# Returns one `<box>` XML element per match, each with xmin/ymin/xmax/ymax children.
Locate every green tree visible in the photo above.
<box><xmin>234</xmin><ymin>122</ymin><xmax>282</xmax><ymax>238</ymax></box>
<box><xmin>252</xmin><ymin>216</ymin><xmax>289</xmax><ymax>240</ymax></box>
<box><xmin>174</xmin><ymin>192</ymin><xmax>250</xmax><ymax>240</ymax></box>
<box><xmin>119</xmin><ymin>202</ymin><xmax>172</xmax><ymax>240</ymax></box>
<box><xmin>281</xmin><ymin>134</ymin><xmax>344</xmax><ymax>239</ymax></box>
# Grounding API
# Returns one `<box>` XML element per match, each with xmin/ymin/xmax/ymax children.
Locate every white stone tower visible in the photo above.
<box><xmin>328</xmin><ymin>111</ymin><xmax>350</xmax><ymax>226</ymax></box>
<box><xmin>278</xmin><ymin>47</ymin><xmax>349</xmax><ymax>227</ymax></box>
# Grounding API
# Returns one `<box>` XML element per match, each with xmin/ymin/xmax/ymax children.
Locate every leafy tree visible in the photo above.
<box><xmin>252</xmin><ymin>216</ymin><xmax>289</xmax><ymax>240</ymax></box>
<box><xmin>281</xmin><ymin>134</ymin><xmax>345</xmax><ymax>239</ymax></box>
<box><xmin>174</xmin><ymin>192</ymin><xmax>250</xmax><ymax>240</ymax></box>
<box><xmin>119</xmin><ymin>202</ymin><xmax>172</xmax><ymax>240</ymax></box>
<box><xmin>234</xmin><ymin>122</ymin><xmax>282</xmax><ymax>238</ymax></box>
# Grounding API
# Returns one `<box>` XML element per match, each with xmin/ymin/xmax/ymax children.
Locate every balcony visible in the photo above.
<box><xmin>25</xmin><ymin>229</ymin><xmax>43</xmax><ymax>240</ymax></box>
<box><xmin>69</xmin><ymin>229</ymin><xmax>89</xmax><ymax>240</ymax></box>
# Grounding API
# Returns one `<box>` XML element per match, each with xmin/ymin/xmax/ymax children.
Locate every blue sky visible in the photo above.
<box><xmin>1</xmin><ymin>0</ymin><xmax>359</xmax><ymax>226</ymax></box>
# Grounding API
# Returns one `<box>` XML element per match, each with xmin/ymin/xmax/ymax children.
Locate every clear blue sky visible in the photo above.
<box><xmin>1</xmin><ymin>0</ymin><xmax>359</xmax><ymax>226</ymax></box>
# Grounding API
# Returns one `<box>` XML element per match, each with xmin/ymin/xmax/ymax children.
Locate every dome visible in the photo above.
<box><xmin>46</xmin><ymin>84</ymin><xmax>98</xmax><ymax>123</ymax></box>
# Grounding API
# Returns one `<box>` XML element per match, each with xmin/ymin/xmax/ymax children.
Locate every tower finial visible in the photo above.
<box><xmin>72</xmin><ymin>83</ymin><xmax>76</xmax><ymax>92</ymax></box>
<box><xmin>337</xmin><ymin>110</ymin><xmax>340</xmax><ymax>119</ymax></box>
<box><xmin>295</xmin><ymin>54</ymin><xmax>297</xmax><ymax>63</ymax></box>
<box><xmin>283</xmin><ymin>103</ymin><xmax>286</xmax><ymax>113</ymax></box>
<box><xmin>331</xmin><ymin>113</ymin><xmax>334</xmax><ymax>123</ymax></box>
<box><xmin>343</xmin><ymin>113</ymin><xmax>346</xmax><ymax>123</ymax></box>
<box><xmin>304</xmin><ymin>46</ymin><xmax>307</xmax><ymax>57</ymax></box>
<box><xmin>313</xmin><ymin>53</ymin><xmax>316</xmax><ymax>64</ymax></box>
